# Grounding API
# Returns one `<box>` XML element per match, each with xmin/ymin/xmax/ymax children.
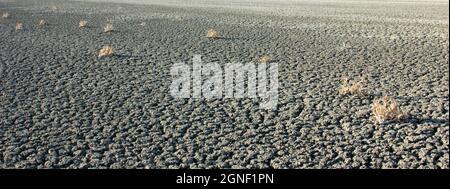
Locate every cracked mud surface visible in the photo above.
<box><xmin>0</xmin><ymin>0</ymin><xmax>448</xmax><ymax>168</ymax></box>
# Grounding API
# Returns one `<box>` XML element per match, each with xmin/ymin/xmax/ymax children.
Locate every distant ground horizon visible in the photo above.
<box><xmin>73</xmin><ymin>0</ymin><xmax>450</xmax><ymax>8</ymax></box>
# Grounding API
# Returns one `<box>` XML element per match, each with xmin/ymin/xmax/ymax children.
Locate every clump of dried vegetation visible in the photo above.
<box><xmin>15</xmin><ymin>22</ymin><xmax>23</xmax><ymax>31</ymax></box>
<box><xmin>104</xmin><ymin>23</ymin><xmax>113</xmax><ymax>33</ymax></box>
<box><xmin>258</xmin><ymin>55</ymin><xmax>272</xmax><ymax>64</ymax></box>
<box><xmin>98</xmin><ymin>45</ymin><xmax>113</xmax><ymax>58</ymax></box>
<box><xmin>372</xmin><ymin>96</ymin><xmax>408</xmax><ymax>124</ymax></box>
<box><xmin>1</xmin><ymin>12</ymin><xmax>9</xmax><ymax>19</ymax></box>
<box><xmin>79</xmin><ymin>20</ymin><xmax>88</xmax><ymax>28</ymax></box>
<box><xmin>38</xmin><ymin>19</ymin><xmax>47</xmax><ymax>26</ymax></box>
<box><xmin>338</xmin><ymin>77</ymin><xmax>365</xmax><ymax>96</ymax></box>
<box><xmin>206</xmin><ymin>28</ymin><xmax>219</xmax><ymax>39</ymax></box>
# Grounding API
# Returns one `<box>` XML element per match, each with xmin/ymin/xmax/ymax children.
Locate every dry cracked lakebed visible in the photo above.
<box><xmin>0</xmin><ymin>0</ymin><xmax>448</xmax><ymax>168</ymax></box>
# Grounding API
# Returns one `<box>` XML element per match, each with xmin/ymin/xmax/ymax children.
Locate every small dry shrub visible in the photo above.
<box><xmin>79</xmin><ymin>20</ymin><xmax>88</xmax><ymax>28</ymax></box>
<box><xmin>372</xmin><ymin>96</ymin><xmax>408</xmax><ymax>124</ymax></box>
<box><xmin>339</xmin><ymin>77</ymin><xmax>365</xmax><ymax>96</ymax></box>
<box><xmin>38</xmin><ymin>19</ymin><xmax>47</xmax><ymax>26</ymax></box>
<box><xmin>258</xmin><ymin>55</ymin><xmax>272</xmax><ymax>64</ymax></box>
<box><xmin>98</xmin><ymin>45</ymin><xmax>113</xmax><ymax>58</ymax></box>
<box><xmin>15</xmin><ymin>22</ymin><xmax>23</xmax><ymax>31</ymax></box>
<box><xmin>206</xmin><ymin>29</ymin><xmax>219</xmax><ymax>38</ymax></box>
<box><xmin>1</xmin><ymin>12</ymin><xmax>9</xmax><ymax>19</ymax></box>
<box><xmin>104</xmin><ymin>23</ymin><xmax>113</xmax><ymax>33</ymax></box>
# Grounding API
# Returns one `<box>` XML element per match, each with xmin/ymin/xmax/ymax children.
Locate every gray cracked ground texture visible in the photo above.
<box><xmin>0</xmin><ymin>0</ymin><xmax>448</xmax><ymax>169</ymax></box>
